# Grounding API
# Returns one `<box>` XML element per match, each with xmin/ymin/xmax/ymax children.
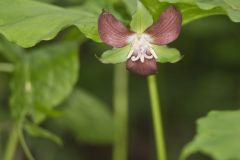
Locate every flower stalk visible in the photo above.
<box><xmin>113</xmin><ymin>64</ymin><xmax>129</xmax><ymax>160</ymax></box>
<box><xmin>148</xmin><ymin>75</ymin><xmax>167</xmax><ymax>160</ymax></box>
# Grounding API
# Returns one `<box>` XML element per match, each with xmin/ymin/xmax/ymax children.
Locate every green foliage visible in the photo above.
<box><xmin>55</xmin><ymin>89</ymin><xmax>114</xmax><ymax>144</ymax></box>
<box><xmin>158</xmin><ymin>0</ymin><xmax>240</xmax><ymax>22</ymax></box>
<box><xmin>0</xmin><ymin>0</ymin><xmax>238</xmax><ymax>49</ymax></box>
<box><xmin>181</xmin><ymin>110</ymin><xmax>240</xmax><ymax>160</ymax></box>
<box><xmin>179</xmin><ymin>3</ymin><xmax>225</xmax><ymax>24</ymax></box>
<box><xmin>24</xmin><ymin>122</ymin><xmax>63</xmax><ymax>146</ymax></box>
<box><xmin>152</xmin><ymin>45</ymin><xmax>182</xmax><ymax>63</ymax></box>
<box><xmin>0</xmin><ymin>0</ymin><xmax>102</xmax><ymax>48</ymax></box>
<box><xmin>9</xmin><ymin>41</ymin><xmax>79</xmax><ymax>123</ymax></box>
<box><xmin>141</xmin><ymin>0</ymin><xmax>225</xmax><ymax>24</ymax></box>
<box><xmin>196</xmin><ymin>0</ymin><xmax>240</xmax><ymax>22</ymax></box>
<box><xmin>0</xmin><ymin>0</ymin><xmax>240</xmax><ymax>159</ymax></box>
<box><xmin>130</xmin><ymin>1</ymin><xmax>153</xmax><ymax>33</ymax></box>
<box><xmin>100</xmin><ymin>45</ymin><xmax>131</xmax><ymax>64</ymax></box>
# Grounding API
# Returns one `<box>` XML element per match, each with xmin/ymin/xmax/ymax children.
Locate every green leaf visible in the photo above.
<box><xmin>152</xmin><ymin>45</ymin><xmax>182</xmax><ymax>63</ymax></box>
<box><xmin>224</xmin><ymin>0</ymin><xmax>240</xmax><ymax>9</ymax></box>
<box><xmin>157</xmin><ymin>0</ymin><xmax>240</xmax><ymax>23</ymax></box>
<box><xmin>10</xmin><ymin>41</ymin><xmax>79</xmax><ymax>123</ymax></box>
<box><xmin>160</xmin><ymin>0</ymin><xmax>240</xmax><ymax>22</ymax></box>
<box><xmin>179</xmin><ymin>3</ymin><xmax>225</xmax><ymax>25</ymax></box>
<box><xmin>25</xmin><ymin>122</ymin><xmax>63</xmax><ymax>146</ymax></box>
<box><xmin>100</xmin><ymin>45</ymin><xmax>131</xmax><ymax>64</ymax></box>
<box><xmin>141</xmin><ymin>0</ymin><xmax>225</xmax><ymax>24</ymax></box>
<box><xmin>196</xmin><ymin>0</ymin><xmax>240</xmax><ymax>22</ymax></box>
<box><xmin>0</xmin><ymin>0</ymin><xmax>105</xmax><ymax>48</ymax></box>
<box><xmin>130</xmin><ymin>1</ymin><xmax>153</xmax><ymax>33</ymax></box>
<box><xmin>55</xmin><ymin>89</ymin><xmax>114</xmax><ymax>144</ymax></box>
<box><xmin>181</xmin><ymin>110</ymin><xmax>240</xmax><ymax>160</ymax></box>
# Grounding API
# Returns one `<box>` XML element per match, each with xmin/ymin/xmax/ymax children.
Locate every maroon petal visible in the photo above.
<box><xmin>144</xmin><ymin>6</ymin><xmax>182</xmax><ymax>45</ymax></box>
<box><xmin>127</xmin><ymin>59</ymin><xmax>157</xmax><ymax>76</ymax></box>
<box><xmin>98</xmin><ymin>10</ymin><xmax>134</xmax><ymax>48</ymax></box>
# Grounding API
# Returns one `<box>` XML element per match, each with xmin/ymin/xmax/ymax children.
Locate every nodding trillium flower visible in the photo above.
<box><xmin>98</xmin><ymin>5</ymin><xmax>182</xmax><ymax>76</ymax></box>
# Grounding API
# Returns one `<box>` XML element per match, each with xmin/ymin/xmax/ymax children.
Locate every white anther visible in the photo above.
<box><xmin>144</xmin><ymin>53</ymin><xmax>154</xmax><ymax>59</ymax></box>
<box><xmin>131</xmin><ymin>54</ymin><xmax>140</xmax><ymax>61</ymax></box>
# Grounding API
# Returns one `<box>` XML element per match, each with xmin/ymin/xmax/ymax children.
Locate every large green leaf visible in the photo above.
<box><xmin>181</xmin><ymin>110</ymin><xmax>240</xmax><ymax>160</ymax></box>
<box><xmin>55</xmin><ymin>89</ymin><xmax>114</xmax><ymax>144</ymax></box>
<box><xmin>0</xmin><ymin>0</ymin><xmax>109</xmax><ymax>48</ymax></box>
<box><xmin>179</xmin><ymin>3</ymin><xmax>225</xmax><ymax>24</ymax></box>
<box><xmin>130</xmin><ymin>1</ymin><xmax>153</xmax><ymax>33</ymax></box>
<box><xmin>141</xmin><ymin>0</ymin><xmax>225</xmax><ymax>24</ymax></box>
<box><xmin>162</xmin><ymin>0</ymin><xmax>240</xmax><ymax>22</ymax></box>
<box><xmin>196</xmin><ymin>0</ymin><xmax>240</xmax><ymax>22</ymax></box>
<box><xmin>10</xmin><ymin>41</ymin><xmax>79</xmax><ymax>123</ymax></box>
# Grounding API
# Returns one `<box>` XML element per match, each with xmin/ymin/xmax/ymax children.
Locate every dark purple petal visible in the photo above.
<box><xmin>127</xmin><ymin>59</ymin><xmax>157</xmax><ymax>76</ymax></box>
<box><xmin>144</xmin><ymin>6</ymin><xmax>182</xmax><ymax>45</ymax></box>
<box><xmin>98</xmin><ymin>10</ymin><xmax>134</xmax><ymax>48</ymax></box>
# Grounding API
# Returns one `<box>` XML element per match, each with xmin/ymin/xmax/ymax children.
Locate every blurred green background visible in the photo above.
<box><xmin>1</xmin><ymin>0</ymin><xmax>240</xmax><ymax>160</ymax></box>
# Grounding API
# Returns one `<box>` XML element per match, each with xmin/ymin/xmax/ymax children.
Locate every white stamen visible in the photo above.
<box><xmin>149</xmin><ymin>48</ymin><xmax>158</xmax><ymax>59</ymax></box>
<box><xmin>127</xmin><ymin>33</ymin><xmax>158</xmax><ymax>63</ymax></box>
<box><xmin>127</xmin><ymin>48</ymin><xmax>134</xmax><ymax>59</ymax></box>
<box><xmin>140</xmin><ymin>54</ymin><xmax>145</xmax><ymax>62</ymax></box>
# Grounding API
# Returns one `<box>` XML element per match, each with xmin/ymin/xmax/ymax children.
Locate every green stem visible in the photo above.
<box><xmin>113</xmin><ymin>64</ymin><xmax>128</xmax><ymax>160</ymax></box>
<box><xmin>3</xmin><ymin>125</ymin><xmax>18</xmax><ymax>160</ymax></box>
<box><xmin>0</xmin><ymin>63</ymin><xmax>14</xmax><ymax>73</ymax></box>
<box><xmin>18</xmin><ymin>129</ymin><xmax>35</xmax><ymax>160</ymax></box>
<box><xmin>18</xmin><ymin>116</ymin><xmax>35</xmax><ymax>160</ymax></box>
<box><xmin>147</xmin><ymin>75</ymin><xmax>167</xmax><ymax>160</ymax></box>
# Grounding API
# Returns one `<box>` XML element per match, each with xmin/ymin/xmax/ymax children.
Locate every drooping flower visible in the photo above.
<box><xmin>98</xmin><ymin>6</ymin><xmax>182</xmax><ymax>76</ymax></box>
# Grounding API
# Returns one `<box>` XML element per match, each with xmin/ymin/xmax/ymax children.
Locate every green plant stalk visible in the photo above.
<box><xmin>113</xmin><ymin>64</ymin><xmax>128</xmax><ymax>160</ymax></box>
<box><xmin>18</xmin><ymin>113</ymin><xmax>35</xmax><ymax>160</ymax></box>
<box><xmin>18</xmin><ymin>127</ymin><xmax>35</xmax><ymax>160</ymax></box>
<box><xmin>147</xmin><ymin>75</ymin><xmax>167</xmax><ymax>160</ymax></box>
<box><xmin>3</xmin><ymin>124</ymin><xmax>18</xmax><ymax>160</ymax></box>
<box><xmin>16</xmin><ymin>58</ymin><xmax>34</xmax><ymax>160</ymax></box>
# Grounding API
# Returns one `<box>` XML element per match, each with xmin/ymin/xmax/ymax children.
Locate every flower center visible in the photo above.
<box><xmin>127</xmin><ymin>34</ymin><xmax>157</xmax><ymax>63</ymax></box>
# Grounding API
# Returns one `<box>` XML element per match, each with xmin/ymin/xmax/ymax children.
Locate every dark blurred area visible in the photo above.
<box><xmin>0</xmin><ymin>1</ymin><xmax>240</xmax><ymax>160</ymax></box>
